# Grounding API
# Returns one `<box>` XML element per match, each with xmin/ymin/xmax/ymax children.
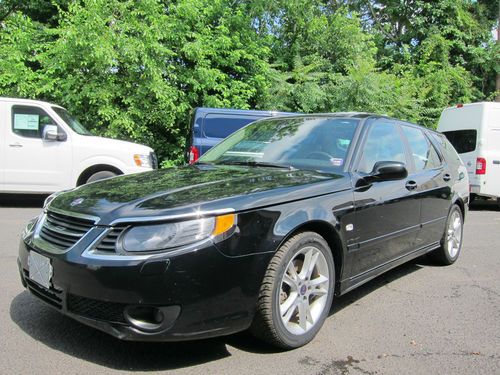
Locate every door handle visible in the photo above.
<box><xmin>9</xmin><ymin>142</ymin><xmax>23</xmax><ymax>148</ymax></box>
<box><xmin>443</xmin><ymin>173</ymin><xmax>451</xmax><ymax>182</ymax></box>
<box><xmin>405</xmin><ymin>180</ymin><xmax>417</xmax><ymax>191</ymax></box>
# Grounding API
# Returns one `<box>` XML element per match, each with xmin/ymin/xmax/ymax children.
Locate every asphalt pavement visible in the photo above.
<box><xmin>0</xmin><ymin>197</ymin><xmax>499</xmax><ymax>374</ymax></box>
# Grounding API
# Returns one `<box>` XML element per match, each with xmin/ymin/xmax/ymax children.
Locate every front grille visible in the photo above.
<box><xmin>24</xmin><ymin>271</ymin><xmax>63</xmax><ymax>309</ymax></box>
<box><xmin>94</xmin><ymin>227</ymin><xmax>126</xmax><ymax>253</ymax></box>
<box><xmin>39</xmin><ymin>211</ymin><xmax>95</xmax><ymax>250</ymax></box>
<box><xmin>67</xmin><ymin>294</ymin><xmax>127</xmax><ymax>324</ymax></box>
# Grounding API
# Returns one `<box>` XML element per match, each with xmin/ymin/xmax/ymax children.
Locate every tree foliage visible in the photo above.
<box><xmin>0</xmin><ymin>0</ymin><xmax>497</xmax><ymax>164</ymax></box>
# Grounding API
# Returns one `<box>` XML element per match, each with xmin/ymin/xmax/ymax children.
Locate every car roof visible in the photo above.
<box><xmin>194</xmin><ymin>107</ymin><xmax>296</xmax><ymax>116</ymax></box>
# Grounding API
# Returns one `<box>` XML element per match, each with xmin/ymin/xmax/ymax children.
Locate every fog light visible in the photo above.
<box><xmin>124</xmin><ymin>305</ymin><xmax>180</xmax><ymax>332</ymax></box>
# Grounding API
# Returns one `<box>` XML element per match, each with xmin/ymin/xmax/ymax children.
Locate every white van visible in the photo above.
<box><xmin>437</xmin><ymin>102</ymin><xmax>500</xmax><ymax>203</ymax></box>
<box><xmin>0</xmin><ymin>97</ymin><xmax>157</xmax><ymax>193</ymax></box>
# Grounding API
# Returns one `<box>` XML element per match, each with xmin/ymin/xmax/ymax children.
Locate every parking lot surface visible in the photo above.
<box><xmin>0</xmin><ymin>197</ymin><xmax>499</xmax><ymax>374</ymax></box>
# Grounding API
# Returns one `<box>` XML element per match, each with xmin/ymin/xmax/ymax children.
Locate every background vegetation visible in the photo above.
<box><xmin>0</xmin><ymin>0</ymin><xmax>498</xmax><ymax>165</ymax></box>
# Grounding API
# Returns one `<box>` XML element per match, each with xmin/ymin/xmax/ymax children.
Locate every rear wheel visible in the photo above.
<box><xmin>86</xmin><ymin>170</ymin><xmax>117</xmax><ymax>184</ymax></box>
<box><xmin>430</xmin><ymin>204</ymin><xmax>463</xmax><ymax>265</ymax></box>
<box><xmin>250</xmin><ymin>232</ymin><xmax>335</xmax><ymax>349</ymax></box>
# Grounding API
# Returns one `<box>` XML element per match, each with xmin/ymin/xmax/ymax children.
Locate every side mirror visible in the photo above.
<box><xmin>368</xmin><ymin>161</ymin><xmax>407</xmax><ymax>181</ymax></box>
<box><xmin>42</xmin><ymin>125</ymin><xmax>67</xmax><ymax>142</ymax></box>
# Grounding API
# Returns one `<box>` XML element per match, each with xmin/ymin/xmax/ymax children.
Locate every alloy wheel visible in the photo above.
<box><xmin>278</xmin><ymin>246</ymin><xmax>330</xmax><ymax>335</ymax></box>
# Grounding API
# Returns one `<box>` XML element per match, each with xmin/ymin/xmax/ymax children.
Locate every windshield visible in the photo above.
<box><xmin>52</xmin><ymin>107</ymin><xmax>92</xmax><ymax>135</ymax></box>
<box><xmin>199</xmin><ymin>117</ymin><xmax>359</xmax><ymax>172</ymax></box>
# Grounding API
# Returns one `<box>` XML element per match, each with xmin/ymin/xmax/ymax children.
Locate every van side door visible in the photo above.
<box><xmin>4</xmin><ymin>104</ymin><xmax>72</xmax><ymax>193</ymax></box>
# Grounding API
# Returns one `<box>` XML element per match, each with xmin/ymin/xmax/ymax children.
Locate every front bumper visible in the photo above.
<box><xmin>17</xmin><ymin>237</ymin><xmax>271</xmax><ymax>341</ymax></box>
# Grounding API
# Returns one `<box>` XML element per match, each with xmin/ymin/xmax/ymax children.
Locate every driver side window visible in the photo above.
<box><xmin>11</xmin><ymin>105</ymin><xmax>56</xmax><ymax>139</ymax></box>
<box><xmin>357</xmin><ymin>122</ymin><xmax>407</xmax><ymax>174</ymax></box>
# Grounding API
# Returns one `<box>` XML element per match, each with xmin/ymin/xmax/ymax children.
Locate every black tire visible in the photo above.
<box><xmin>250</xmin><ymin>232</ymin><xmax>335</xmax><ymax>349</ymax></box>
<box><xmin>430</xmin><ymin>204</ymin><xmax>463</xmax><ymax>265</ymax></box>
<box><xmin>85</xmin><ymin>170</ymin><xmax>117</xmax><ymax>184</ymax></box>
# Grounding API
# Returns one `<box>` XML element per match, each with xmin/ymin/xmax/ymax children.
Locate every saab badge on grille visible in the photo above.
<box><xmin>70</xmin><ymin>198</ymin><xmax>85</xmax><ymax>207</ymax></box>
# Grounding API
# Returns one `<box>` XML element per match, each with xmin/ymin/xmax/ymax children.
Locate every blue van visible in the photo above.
<box><xmin>187</xmin><ymin>107</ymin><xmax>294</xmax><ymax>163</ymax></box>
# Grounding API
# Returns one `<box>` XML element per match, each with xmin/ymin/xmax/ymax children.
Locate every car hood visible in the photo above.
<box><xmin>78</xmin><ymin>135</ymin><xmax>153</xmax><ymax>153</ymax></box>
<box><xmin>49</xmin><ymin>165</ymin><xmax>351</xmax><ymax>225</ymax></box>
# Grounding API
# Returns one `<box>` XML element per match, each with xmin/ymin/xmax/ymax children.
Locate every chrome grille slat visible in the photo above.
<box><xmin>39</xmin><ymin>211</ymin><xmax>95</xmax><ymax>251</ymax></box>
<box><xmin>41</xmin><ymin>226</ymin><xmax>79</xmax><ymax>243</ymax></box>
<box><xmin>40</xmin><ymin>231</ymin><xmax>74</xmax><ymax>247</ymax></box>
<box><xmin>94</xmin><ymin>227</ymin><xmax>126</xmax><ymax>253</ymax></box>
<box><xmin>43</xmin><ymin>221</ymin><xmax>85</xmax><ymax>238</ymax></box>
<box><xmin>46</xmin><ymin>215</ymin><xmax>91</xmax><ymax>233</ymax></box>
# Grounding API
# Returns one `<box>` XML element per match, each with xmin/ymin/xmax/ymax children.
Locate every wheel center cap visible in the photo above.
<box><xmin>300</xmin><ymin>284</ymin><xmax>307</xmax><ymax>295</ymax></box>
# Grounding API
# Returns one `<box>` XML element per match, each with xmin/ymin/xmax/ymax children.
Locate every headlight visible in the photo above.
<box><xmin>133</xmin><ymin>153</ymin><xmax>153</xmax><ymax>168</ymax></box>
<box><xmin>120</xmin><ymin>214</ymin><xmax>236</xmax><ymax>252</ymax></box>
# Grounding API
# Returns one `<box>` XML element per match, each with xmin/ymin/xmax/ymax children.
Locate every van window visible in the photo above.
<box><xmin>442</xmin><ymin>129</ymin><xmax>477</xmax><ymax>154</ymax></box>
<box><xmin>203</xmin><ymin>115</ymin><xmax>260</xmax><ymax>138</ymax></box>
<box><xmin>52</xmin><ymin>107</ymin><xmax>91</xmax><ymax>135</ymax></box>
<box><xmin>401</xmin><ymin>125</ymin><xmax>441</xmax><ymax>170</ymax></box>
<box><xmin>11</xmin><ymin>106</ymin><xmax>56</xmax><ymax>139</ymax></box>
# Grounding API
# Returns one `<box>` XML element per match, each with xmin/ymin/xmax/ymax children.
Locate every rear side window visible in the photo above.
<box><xmin>203</xmin><ymin>115</ymin><xmax>261</xmax><ymax>138</ymax></box>
<box><xmin>11</xmin><ymin>106</ymin><xmax>55</xmax><ymax>139</ymax></box>
<box><xmin>429</xmin><ymin>133</ymin><xmax>462</xmax><ymax>167</ymax></box>
<box><xmin>401</xmin><ymin>125</ymin><xmax>441</xmax><ymax>171</ymax></box>
<box><xmin>442</xmin><ymin>129</ymin><xmax>477</xmax><ymax>154</ymax></box>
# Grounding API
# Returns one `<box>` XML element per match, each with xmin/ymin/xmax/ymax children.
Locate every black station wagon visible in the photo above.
<box><xmin>18</xmin><ymin>114</ymin><xmax>469</xmax><ymax>348</ymax></box>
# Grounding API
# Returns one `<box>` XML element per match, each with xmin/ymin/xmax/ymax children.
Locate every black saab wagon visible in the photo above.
<box><xmin>18</xmin><ymin>113</ymin><xmax>469</xmax><ymax>349</ymax></box>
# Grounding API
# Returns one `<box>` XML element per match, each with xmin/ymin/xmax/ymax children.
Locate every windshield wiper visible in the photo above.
<box><xmin>215</xmin><ymin>160</ymin><xmax>295</xmax><ymax>170</ymax></box>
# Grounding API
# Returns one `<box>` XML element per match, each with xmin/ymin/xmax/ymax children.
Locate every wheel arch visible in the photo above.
<box><xmin>76</xmin><ymin>164</ymin><xmax>123</xmax><ymax>186</ymax></box>
<box><xmin>452</xmin><ymin>196</ymin><xmax>466</xmax><ymax>222</ymax></box>
<box><xmin>277</xmin><ymin>220</ymin><xmax>345</xmax><ymax>295</ymax></box>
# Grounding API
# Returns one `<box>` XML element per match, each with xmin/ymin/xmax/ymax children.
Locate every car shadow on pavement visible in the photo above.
<box><xmin>10</xmin><ymin>291</ymin><xmax>232</xmax><ymax>371</ymax></box>
<box><xmin>330</xmin><ymin>257</ymin><xmax>429</xmax><ymax>316</ymax></box>
<box><xmin>10</xmin><ymin>259</ymin><xmax>430</xmax><ymax>368</ymax></box>
<box><xmin>469</xmin><ymin>199</ymin><xmax>499</xmax><ymax>212</ymax></box>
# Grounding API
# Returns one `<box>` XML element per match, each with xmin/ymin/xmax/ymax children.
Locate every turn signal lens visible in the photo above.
<box><xmin>212</xmin><ymin>214</ymin><xmax>236</xmax><ymax>236</ymax></box>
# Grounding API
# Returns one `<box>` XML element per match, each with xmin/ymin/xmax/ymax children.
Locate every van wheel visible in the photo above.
<box><xmin>86</xmin><ymin>170</ymin><xmax>117</xmax><ymax>184</ymax></box>
<box><xmin>430</xmin><ymin>204</ymin><xmax>463</xmax><ymax>265</ymax></box>
<box><xmin>250</xmin><ymin>232</ymin><xmax>335</xmax><ymax>349</ymax></box>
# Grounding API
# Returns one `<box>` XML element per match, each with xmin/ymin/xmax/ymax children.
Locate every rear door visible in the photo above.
<box><xmin>482</xmin><ymin>106</ymin><xmax>500</xmax><ymax>197</ymax></box>
<box><xmin>400</xmin><ymin>124</ymin><xmax>451</xmax><ymax>247</ymax></box>
<box><xmin>4</xmin><ymin>104</ymin><xmax>72</xmax><ymax>193</ymax></box>
<box><xmin>350</xmin><ymin>119</ymin><xmax>421</xmax><ymax>277</ymax></box>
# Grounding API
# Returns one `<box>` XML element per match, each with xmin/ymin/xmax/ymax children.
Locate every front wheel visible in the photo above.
<box><xmin>85</xmin><ymin>170</ymin><xmax>117</xmax><ymax>184</ymax></box>
<box><xmin>430</xmin><ymin>204</ymin><xmax>463</xmax><ymax>265</ymax></box>
<box><xmin>250</xmin><ymin>232</ymin><xmax>335</xmax><ymax>349</ymax></box>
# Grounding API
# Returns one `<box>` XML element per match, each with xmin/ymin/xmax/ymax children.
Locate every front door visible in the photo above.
<box><xmin>4</xmin><ymin>104</ymin><xmax>72</xmax><ymax>193</ymax></box>
<box><xmin>350</xmin><ymin>120</ymin><xmax>420</xmax><ymax>277</ymax></box>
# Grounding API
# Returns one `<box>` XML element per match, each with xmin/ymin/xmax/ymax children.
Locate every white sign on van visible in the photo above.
<box><xmin>14</xmin><ymin>114</ymin><xmax>39</xmax><ymax>130</ymax></box>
